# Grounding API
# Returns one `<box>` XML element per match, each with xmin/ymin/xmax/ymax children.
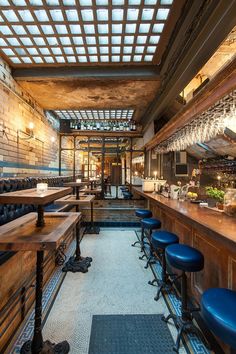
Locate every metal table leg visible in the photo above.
<box><xmin>62</xmin><ymin>221</ymin><xmax>92</xmax><ymax>273</ymax></box>
<box><xmin>85</xmin><ymin>201</ymin><xmax>100</xmax><ymax>234</ymax></box>
<box><xmin>20</xmin><ymin>251</ymin><xmax>70</xmax><ymax>354</ymax></box>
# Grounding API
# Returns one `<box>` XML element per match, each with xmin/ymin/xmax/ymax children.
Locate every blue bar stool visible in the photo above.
<box><xmin>140</xmin><ymin>217</ymin><xmax>161</xmax><ymax>269</ymax></box>
<box><xmin>148</xmin><ymin>231</ymin><xmax>179</xmax><ymax>301</ymax></box>
<box><xmin>201</xmin><ymin>288</ymin><xmax>236</xmax><ymax>350</ymax></box>
<box><xmin>162</xmin><ymin>244</ymin><xmax>209</xmax><ymax>352</ymax></box>
<box><xmin>131</xmin><ymin>209</ymin><xmax>152</xmax><ymax>250</ymax></box>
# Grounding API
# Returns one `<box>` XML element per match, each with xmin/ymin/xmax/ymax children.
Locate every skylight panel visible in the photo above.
<box><xmin>64</xmin><ymin>47</ymin><xmax>73</xmax><ymax>54</ymax></box>
<box><xmin>135</xmin><ymin>46</ymin><xmax>144</xmax><ymax>53</ymax></box>
<box><xmin>0</xmin><ymin>0</ymin><xmax>10</xmax><ymax>5</ymax></box>
<box><xmin>73</xmin><ymin>36</ymin><xmax>83</xmax><ymax>45</ymax></box>
<box><xmin>147</xmin><ymin>46</ymin><xmax>156</xmax><ymax>53</ymax></box>
<box><xmin>7</xmin><ymin>37</ymin><xmax>20</xmax><ymax>46</ymax></box>
<box><xmin>27</xmin><ymin>25</ymin><xmax>40</xmax><ymax>35</ymax></box>
<box><xmin>11</xmin><ymin>57</ymin><xmax>21</xmax><ymax>63</ymax></box>
<box><xmin>21</xmin><ymin>37</ymin><xmax>33</xmax><ymax>46</ymax></box>
<box><xmin>149</xmin><ymin>35</ymin><xmax>160</xmax><ymax>44</ymax></box>
<box><xmin>2</xmin><ymin>10</ymin><xmax>19</xmax><ymax>22</ymax></box>
<box><xmin>12</xmin><ymin>25</ymin><xmax>26</xmax><ymax>35</ymax></box>
<box><xmin>112</xmin><ymin>36</ymin><xmax>121</xmax><ymax>44</ymax></box>
<box><xmin>88</xmin><ymin>47</ymin><xmax>97</xmax><ymax>54</ymax></box>
<box><xmin>66</xmin><ymin>10</ymin><xmax>79</xmax><ymax>22</ymax></box>
<box><xmin>112</xmin><ymin>0</ymin><xmax>124</xmax><ymax>4</ymax></box>
<box><xmin>86</xmin><ymin>37</ymin><xmax>96</xmax><ymax>45</ymax></box>
<box><xmin>133</xmin><ymin>55</ymin><xmax>142</xmax><ymax>61</ymax></box>
<box><xmin>56</xmin><ymin>56</ymin><xmax>65</xmax><ymax>63</ymax></box>
<box><xmin>81</xmin><ymin>10</ymin><xmax>94</xmax><ymax>22</ymax></box>
<box><xmin>51</xmin><ymin>47</ymin><xmax>62</xmax><ymax>54</ymax></box>
<box><xmin>126</xmin><ymin>24</ymin><xmax>136</xmax><ymax>34</ymax></box>
<box><xmin>156</xmin><ymin>8</ymin><xmax>170</xmax><ymax>20</ymax></box>
<box><xmin>27</xmin><ymin>48</ymin><xmax>39</xmax><ymax>55</ymax></box>
<box><xmin>99</xmin><ymin>36</ymin><xmax>108</xmax><ymax>44</ymax></box>
<box><xmin>69</xmin><ymin>24</ymin><xmax>81</xmax><ymax>34</ymax></box>
<box><xmin>67</xmin><ymin>56</ymin><xmax>76</xmax><ymax>62</ymax></box>
<box><xmin>144</xmin><ymin>54</ymin><xmax>153</xmax><ymax>61</ymax></box>
<box><xmin>29</xmin><ymin>0</ymin><xmax>43</xmax><ymax>4</ymax></box>
<box><xmin>124</xmin><ymin>36</ymin><xmax>134</xmax><ymax>44</ymax></box>
<box><xmin>50</xmin><ymin>10</ymin><xmax>64</xmax><ymax>22</ymax></box>
<box><xmin>96</xmin><ymin>0</ymin><xmax>108</xmax><ymax>4</ymax></box>
<box><xmin>47</xmin><ymin>37</ymin><xmax>58</xmax><ymax>45</ymax></box>
<box><xmin>63</xmin><ymin>0</ymin><xmax>76</xmax><ymax>5</ymax></box>
<box><xmin>112</xmin><ymin>9</ymin><xmax>124</xmax><ymax>21</ymax></box>
<box><xmin>129</xmin><ymin>0</ymin><xmax>141</xmax><ymax>4</ymax></box>
<box><xmin>78</xmin><ymin>57</ymin><xmax>87</xmax><ymax>64</ymax></box>
<box><xmin>136</xmin><ymin>35</ymin><xmax>147</xmax><ymax>44</ymax></box>
<box><xmin>84</xmin><ymin>24</ymin><xmax>95</xmax><ymax>34</ymax></box>
<box><xmin>153</xmin><ymin>23</ymin><xmax>164</xmax><ymax>33</ymax></box>
<box><xmin>18</xmin><ymin>10</ymin><xmax>35</xmax><ymax>22</ymax></box>
<box><xmin>100</xmin><ymin>46</ymin><xmax>109</xmax><ymax>54</ymax></box>
<box><xmin>0</xmin><ymin>38</ymin><xmax>7</xmax><ymax>46</ymax></box>
<box><xmin>33</xmin><ymin>37</ymin><xmax>46</xmax><ymax>45</ymax></box>
<box><xmin>44</xmin><ymin>56</ymin><xmax>54</xmax><ymax>63</ymax></box>
<box><xmin>112</xmin><ymin>47</ymin><xmax>120</xmax><ymax>54</ymax></box>
<box><xmin>15</xmin><ymin>47</ymin><xmax>26</xmax><ymax>55</ymax></box>
<box><xmin>60</xmin><ymin>36</ymin><xmax>71</xmax><ymax>45</ymax></box>
<box><xmin>97</xmin><ymin>9</ymin><xmax>108</xmax><ymax>21</ymax></box>
<box><xmin>39</xmin><ymin>47</ymin><xmax>50</xmax><ymax>55</ymax></box>
<box><xmin>0</xmin><ymin>26</ymin><xmax>13</xmax><ymax>35</ymax></box>
<box><xmin>46</xmin><ymin>0</ymin><xmax>59</xmax><ymax>5</ymax></box>
<box><xmin>76</xmin><ymin>47</ymin><xmax>86</xmax><ymax>54</ymax></box>
<box><xmin>161</xmin><ymin>0</ymin><xmax>173</xmax><ymax>4</ymax></box>
<box><xmin>22</xmin><ymin>57</ymin><xmax>32</xmax><ymax>63</ymax></box>
<box><xmin>123</xmin><ymin>46</ymin><xmax>132</xmax><ymax>54</ymax></box>
<box><xmin>98</xmin><ymin>24</ymin><xmax>109</xmax><ymax>34</ymax></box>
<box><xmin>89</xmin><ymin>56</ymin><xmax>98</xmax><ymax>62</ymax></box>
<box><xmin>34</xmin><ymin>10</ymin><xmax>49</xmax><ymax>22</ymax></box>
<box><xmin>55</xmin><ymin>24</ymin><xmax>67</xmax><ymax>34</ymax></box>
<box><xmin>139</xmin><ymin>23</ymin><xmax>150</xmax><ymax>33</ymax></box>
<box><xmin>2</xmin><ymin>48</ymin><xmax>14</xmax><ymax>56</ymax></box>
<box><xmin>127</xmin><ymin>9</ymin><xmax>139</xmax><ymax>21</ymax></box>
<box><xmin>41</xmin><ymin>25</ymin><xmax>54</xmax><ymax>35</ymax></box>
<box><xmin>80</xmin><ymin>0</ymin><xmax>92</xmax><ymax>5</ymax></box>
<box><xmin>142</xmin><ymin>9</ymin><xmax>154</xmax><ymax>21</ymax></box>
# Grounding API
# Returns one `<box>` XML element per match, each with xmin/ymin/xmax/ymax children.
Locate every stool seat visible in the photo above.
<box><xmin>141</xmin><ymin>217</ymin><xmax>161</xmax><ymax>230</ymax></box>
<box><xmin>152</xmin><ymin>231</ymin><xmax>179</xmax><ymax>249</ymax></box>
<box><xmin>135</xmin><ymin>209</ymin><xmax>152</xmax><ymax>219</ymax></box>
<box><xmin>166</xmin><ymin>244</ymin><xmax>204</xmax><ymax>272</ymax></box>
<box><xmin>201</xmin><ymin>288</ymin><xmax>236</xmax><ymax>349</ymax></box>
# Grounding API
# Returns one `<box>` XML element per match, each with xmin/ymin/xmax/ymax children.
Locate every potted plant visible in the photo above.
<box><xmin>205</xmin><ymin>187</ymin><xmax>225</xmax><ymax>209</ymax></box>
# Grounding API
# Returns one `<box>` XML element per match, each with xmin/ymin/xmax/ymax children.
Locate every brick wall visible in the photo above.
<box><xmin>0</xmin><ymin>57</ymin><xmax>72</xmax><ymax>176</ymax></box>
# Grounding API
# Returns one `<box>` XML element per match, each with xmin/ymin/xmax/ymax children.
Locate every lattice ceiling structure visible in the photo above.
<box><xmin>0</xmin><ymin>0</ymin><xmax>174</xmax><ymax>66</ymax></box>
<box><xmin>53</xmin><ymin>109</ymin><xmax>135</xmax><ymax>120</ymax></box>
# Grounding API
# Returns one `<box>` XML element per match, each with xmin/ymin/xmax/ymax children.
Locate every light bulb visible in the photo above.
<box><xmin>29</xmin><ymin>122</ymin><xmax>34</xmax><ymax>130</ymax></box>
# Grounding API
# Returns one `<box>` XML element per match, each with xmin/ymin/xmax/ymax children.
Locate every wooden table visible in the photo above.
<box><xmin>0</xmin><ymin>212</ymin><xmax>79</xmax><ymax>354</ymax></box>
<box><xmin>54</xmin><ymin>194</ymin><xmax>98</xmax><ymax>272</ymax></box>
<box><xmin>0</xmin><ymin>187</ymin><xmax>71</xmax><ymax>227</ymax></box>
<box><xmin>63</xmin><ymin>181</ymin><xmax>87</xmax><ymax>200</ymax></box>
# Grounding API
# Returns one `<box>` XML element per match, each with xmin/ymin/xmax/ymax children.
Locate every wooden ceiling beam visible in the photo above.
<box><xmin>12</xmin><ymin>65</ymin><xmax>160</xmax><ymax>81</ymax></box>
<box><xmin>145</xmin><ymin>57</ymin><xmax>236</xmax><ymax>151</ymax></box>
<box><xmin>141</xmin><ymin>0</ymin><xmax>236</xmax><ymax>130</ymax></box>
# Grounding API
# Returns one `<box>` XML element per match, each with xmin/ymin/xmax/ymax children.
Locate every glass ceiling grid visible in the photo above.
<box><xmin>0</xmin><ymin>0</ymin><xmax>173</xmax><ymax>65</ymax></box>
<box><xmin>54</xmin><ymin>109</ymin><xmax>135</xmax><ymax>120</ymax></box>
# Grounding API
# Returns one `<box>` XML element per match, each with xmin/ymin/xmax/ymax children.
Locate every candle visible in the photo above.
<box><xmin>36</xmin><ymin>183</ymin><xmax>48</xmax><ymax>193</ymax></box>
<box><xmin>76</xmin><ymin>178</ymin><xmax>82</xmax><ymax>183</ymax></box>
<box><xmin>154</xmin><ymin>171</ymin><xmax>157</xmax><ymax>180</ymax></box>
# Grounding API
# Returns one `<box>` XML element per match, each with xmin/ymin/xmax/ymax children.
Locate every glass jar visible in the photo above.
<box><xmin>224</xmin><ymin>188</ymin><xmax>236</xmax><ymax>217</ymax></box>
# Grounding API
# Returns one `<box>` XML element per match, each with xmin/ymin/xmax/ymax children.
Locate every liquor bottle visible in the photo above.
<box><xmin>100</xmin><ymin>122</ymin><xmax>104</xmax><ymax>131</ymax></box>
<box><xmin>70</xmin><ymin>121</ymin><xmax>74</xmax><ymax>129</ymax></box>
<box><xmin>119</xmin><ymin>121</ymin><xmax>123</xmax><ymax>131</ymax></box>
<box><xmin>116</xmin><ymin>121</ymin><xmax>119</xmax><ymax>131</ymax></box>
<box><xmin>96</xmin><ymin>121</ymin><xmax>100</xmax><ymax>130</ymax></box>
<box><xmin>93</xmin><ymin>121</ymin><xmax>96</xmax><ymax>130</ymax></box>
<box><xmin>132</xmin><ymin>121</ymin><xmax>136</xmax><ymax>131</ymax></box>
<box><xmin>77</xmin><ymin>121</ymin><xmax>81</xmax><ymax>130</ymax></box>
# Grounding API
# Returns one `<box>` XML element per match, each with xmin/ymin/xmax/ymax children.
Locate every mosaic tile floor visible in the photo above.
<box><xmin>9</xmin><ymin>228</ymin><xmax>212</xmax><ymax>354</ymax></box>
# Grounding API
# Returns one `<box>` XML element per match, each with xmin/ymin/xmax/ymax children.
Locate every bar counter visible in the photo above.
<box><xmin>133</xmin><ymin>186</ymin><xmax>236</xmax><ymax>301</ymax></box>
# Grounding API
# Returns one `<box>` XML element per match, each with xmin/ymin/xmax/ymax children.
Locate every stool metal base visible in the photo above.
<box><xmin>62</xmin><ymin>256</ymin><xmax>92</xmax><ymax>273</ymax></box>
<box><xmin>20</xmin><ymin>339</ymin><xmax>70</xmax><ymax>354</ymax></box>
<box><xmin>162</xmin><ymin>313</ymin><xmax>210</xmax><ymax>352</ymax></box>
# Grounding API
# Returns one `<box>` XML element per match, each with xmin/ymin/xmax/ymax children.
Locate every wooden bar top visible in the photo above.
<box><xmin>133</xmin><ymin>186</ymin><xmax>236</xmax><ymax>247</ymax></box>
<box><xmin>0</xmin><ymin>212</ymin><xmax>80</xmax><ymax>251</ymax></box>
<box><xmin>0</xmin><ymin>187</ymin><xmax>72</xmax><ymax>205</ymax></box>
<box><xmin>54</xmin><ymin>194</ymin><xmax>95</xmax><ymax>205</ymax></box>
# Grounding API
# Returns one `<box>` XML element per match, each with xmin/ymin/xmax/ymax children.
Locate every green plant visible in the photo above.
<box><xmin>205</xmin><ymin>186</ymin><xmax>225</xmax><ymax>203</ymax></box>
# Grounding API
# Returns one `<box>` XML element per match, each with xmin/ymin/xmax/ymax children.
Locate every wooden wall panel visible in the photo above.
<box><xmin>228</xmin><ymin>256</ymin><xmax>236</xmax><ymax>291</ymax></box>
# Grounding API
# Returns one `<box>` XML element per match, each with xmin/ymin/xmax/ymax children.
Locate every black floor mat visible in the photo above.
<box><xmin>88</xmin><ymin>314</ymin><xmax>175</xmax><ymax>354</ymax></box>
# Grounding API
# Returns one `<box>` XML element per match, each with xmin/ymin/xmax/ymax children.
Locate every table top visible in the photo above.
<box><xmin>63</xmin><ymin>182</ymin><xmax>87</xmax><ymax>187</ymax></box>
<box><xmin>0</xmin><ymin>187</ymin><xmax>72</xmax><ymax>205</ymax></box>
<box><xmin>0</xmin><ymin>212</ymin><xmax>80</xmax><ymax>251</ymax></box>
<box><xmin>54</xmin><ymin>194</ymin><xmax>95</xmax><ymax>205</ymax></box>
<box><xmin>81</xmin><ymin>188</ymin><xmax>102</xmax><ymax>194</ymax></box>
<box><xmin>133</xmin><ymin>186</ymin><xmax>236</xmax><ymax>247</ymax></box>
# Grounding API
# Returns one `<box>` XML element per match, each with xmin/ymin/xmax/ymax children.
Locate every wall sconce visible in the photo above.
<box><xmin>17</xmin><ymin>122</ymin><xmax>36</xmax><ymax>140</ymax></box>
